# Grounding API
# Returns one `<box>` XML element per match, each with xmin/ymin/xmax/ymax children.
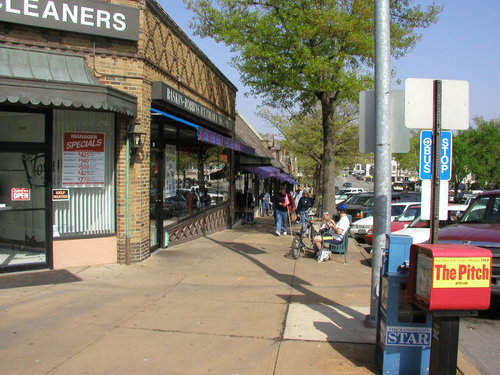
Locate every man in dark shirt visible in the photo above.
<box><xmin>274</xmin><ymin>188</ymin><xmax>289</xmax><ymax>236</ymax></box>
<box><xmin>296</xmin><ymin>190</ymin><xmax>314</xmax><ymax>226</ymax></box>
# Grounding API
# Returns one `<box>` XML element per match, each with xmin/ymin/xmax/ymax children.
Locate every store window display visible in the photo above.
<box><xmin>150</xmin><ymin>121</ymin><xmax>230</xmax><ymax>231</ymax></box>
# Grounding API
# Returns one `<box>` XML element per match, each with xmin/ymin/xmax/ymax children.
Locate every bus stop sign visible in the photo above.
<box><xmin>419</xmin><ymin>130</ymin><xmax>452</xmax><ymax>181</ymax></box>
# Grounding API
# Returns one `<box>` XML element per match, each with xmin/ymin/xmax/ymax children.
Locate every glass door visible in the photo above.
<box><xmin>149</xmin><ymin>151</ymin><xmax>162</xmax><ymax>249</ymax></box>
<box><xmin>0</xmin><ymin>151</ymin><xmax>48</xmax><ymax>269</ymax></box>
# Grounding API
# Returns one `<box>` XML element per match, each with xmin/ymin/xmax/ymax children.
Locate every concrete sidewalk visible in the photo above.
<box><xmin>0</xmin><ymin>216</ymin><xmax>475</xmax><ymax>374</ymax></box>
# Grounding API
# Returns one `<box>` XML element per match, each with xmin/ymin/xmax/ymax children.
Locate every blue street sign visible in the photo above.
<box><xmin>419</xmin><ymin>130</ymin><xmax>452</xmax><ymax>181</ymax></box>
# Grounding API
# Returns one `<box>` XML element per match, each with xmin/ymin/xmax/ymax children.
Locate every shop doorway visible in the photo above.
<box><xmin>149</xmin><ymin>150</ymin><xmax>163</xmax><ymax>249</ymax></box>
<box><xmin>0</xmin><ymin>111</ymin><xmax>50</xmax><ymax>271</ymax></box>
<box><xmin>0</xmin><ymin>151</ymin><xmax>49</xmax><ymax>269</ymax></box>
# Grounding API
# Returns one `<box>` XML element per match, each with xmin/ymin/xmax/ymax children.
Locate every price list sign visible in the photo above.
<box><xmin>62</xmin><ymin>132</ymin><xmax>105</xmax><ymax>187</ymax></box>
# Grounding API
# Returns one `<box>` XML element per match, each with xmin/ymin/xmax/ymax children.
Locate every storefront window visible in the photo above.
<box><xmin>155</xmin><ymin>122</ymin><xmax>230</xmax><ymax>228</ymax></box>
<box><xmin>0</xmin><ymin>112</ymin><xmax>45</xmax><ymax>142</ymax></box>
<box><xmin>52</xmin><ymin>110</ymin><xmax>115</xmax><ymax>237</ymax></box>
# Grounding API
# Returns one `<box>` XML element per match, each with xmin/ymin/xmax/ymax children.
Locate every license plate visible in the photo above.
<box><xmin>358</xmin><ymin>229</ymin><xmax>366</xmax><ymax>234</ymax></box>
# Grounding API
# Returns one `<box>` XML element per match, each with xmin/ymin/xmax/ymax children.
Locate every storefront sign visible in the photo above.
<box><xmin>152</xmin><ymin>82</ymin><xmax>234</xmax><ymax>130</ymax></box>
<box><xmin>197</xmin><ymin>127</ymin><xmax>255</xmax><ymax>155</ymax></box>
<box><xmin>433</xmin><ymin>257</ymin><xmax>491</xmax><ymax>288</ymax></box>
<box><xmin>53</xmin><ymin>189</ymin><xmax>70</xmax><ymax>201</ymax></box>
<box><xmin>0</xmin><ymin>0</ymin><xmax>140</xmax><ymax>41</ymax></box>
<box><xmin>11</xmin><ymin>188</ymin><xmax>30</xmax><ymax>201</ymax></box>
<box><xmin>62</xmin><ymin>131</ymin><xmax>105</xmax><ymax>187</ymax></box>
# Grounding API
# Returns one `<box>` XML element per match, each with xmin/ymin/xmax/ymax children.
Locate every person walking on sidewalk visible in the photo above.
<box><xmin>261</xmin><ymin>191</ymin><xmax>271</xmax><ymax>216</ymax></box>
<box><xmin>294</xmin><ymin>185</ymin><xmax>303</xmax><ymax>223</ymax></box>
<box><xmin>274</xmin><ymin>188</ymin><xmax>289</xmax><ymax>236</ymax></box>
<box><xmin>296</xmin><ymin>190</ymin><xmax>314</xmax><ymax>229</ymax></box>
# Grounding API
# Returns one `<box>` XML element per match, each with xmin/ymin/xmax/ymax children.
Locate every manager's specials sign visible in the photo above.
<box><xmin>0</xmin><ymin>0</ymin><xmax>140</xmax><ymax>41</ymax></box>
<box><xmin>62</xmin><ymin>131</ymin><xmax>105</xmax><ymax>187</ymax></box>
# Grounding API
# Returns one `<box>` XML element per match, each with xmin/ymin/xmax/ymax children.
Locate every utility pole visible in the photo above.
<box><xmin>366</xmin><ymin>0</ymin><xmax>392</xmax><ymax>327</ymax></box>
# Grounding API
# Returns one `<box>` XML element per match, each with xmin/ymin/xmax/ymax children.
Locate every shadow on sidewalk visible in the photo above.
<box><xmin>0</xmin><ymin>269</ymin><xmax>81</xmax><ymax>289</ymax></box>
<box><xmin>206</xmin><ymin>220</ymin><xmax>377</xmax><ymax>372</ymax></box>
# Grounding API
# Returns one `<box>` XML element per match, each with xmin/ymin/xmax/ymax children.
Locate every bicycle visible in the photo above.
<box><xmin>291</xmin><ymin>210</ymin><xmax>317</xmax><ymax>259</ymax></box>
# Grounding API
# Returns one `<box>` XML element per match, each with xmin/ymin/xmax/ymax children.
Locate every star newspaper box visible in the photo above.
<box><xmin>408</xmin><ymin>244</ymin><xmax>492</xmax><ymax>311</ymax></box>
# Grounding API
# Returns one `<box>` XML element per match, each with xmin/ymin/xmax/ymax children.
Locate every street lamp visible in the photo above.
<box><xmin>129</xmin><ymin>122</ymin><xmax>147</xmax><ymax>149</ymax></box>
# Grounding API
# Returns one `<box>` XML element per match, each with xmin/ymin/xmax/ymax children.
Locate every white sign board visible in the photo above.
<box><xmin>405</xmin><ymin>78</ymin><xmax>469</xmax><ymax>130</ymax></box>
<box><xmin>359</xmin><ymin>90</ymin><xmax>410</xmax><ymax>153</ymax></box>
<box><xmin>420</xmin><ymin>180</ymin><xmax>449</xmax><ymax>221</ymax></box>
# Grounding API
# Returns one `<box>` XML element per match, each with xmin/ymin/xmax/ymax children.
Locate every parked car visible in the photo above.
<box><xmin>352</xmin><ymin>202</ymin><xmax>420</xmax><ymax>242</ymax></box>
<box><xmin>364</xmin><ymin>203</ymin><xmax>421</xmax><ymax>245</ymax></box>
<box><xmin>389</xmin><ymin>204</ymin><xmax>469</xmax><ymax>245</ymax></box>
<box><xmin>348</xmin><ymin>192</ymin><xmax>420</xmax><ymax>222</ymax></box>
<box><xmin>335</xmin><ymin>187</ymin><xmax>365</xmax><ymax>197</ymax></box>
<box><xmin>390</xmin><ymin>204</ymin><xmax>422</xmax><ymax>233</ymax></box>
<box><xmin>335</xmin><ymin>191</ymin><xmax>359</xmax><ymax>205</ymax></box>
<box><xmin>344</xmin><ymin>192</ymin><xmax>375</xmax><ymax>222</ymax></box>
<box><xmin>438</xmin><ymin>190</ymin><xmax>500</xmax><ymax>295</ymax></box>
<box><xmin>343</xmin><ymin>182</ymin><xmax>353</xmax><ymax>188</ymax></box>
<box><xmin>163</xmin><ymin>192</ymin><xmax>187</xmax><ymax>218</ymax></box>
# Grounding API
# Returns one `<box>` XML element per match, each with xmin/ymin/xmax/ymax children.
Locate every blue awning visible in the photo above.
<box><xmin>275</xmin><ymin>172</ymin><xmax>299</xmax><ymax>185</ymax></box>
<box><xmin>241</xmin><ymin>166</ymin><xmax>281</xmax><ymax>179</ymax></box>
<box><xmin>151</xmin><ymin>108</ymin><xmax>255</xmax><ymax>155</ymax></box>
<box><xmin>241</xmin><ymin>166</ymin><xmax>298</xmax><ymax>184</ymax></box>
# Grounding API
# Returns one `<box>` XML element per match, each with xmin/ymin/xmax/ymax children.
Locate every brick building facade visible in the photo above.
<box><xmin>0</xmin><ymin>0</ymin><xmax>251</xmax><ymax>272</ymax></box>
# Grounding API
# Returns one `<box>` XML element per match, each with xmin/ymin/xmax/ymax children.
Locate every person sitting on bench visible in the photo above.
<box><xmin>313</xmin><ymin>204</ymin><xmax>350</xmax><ymax>254</ymax></box>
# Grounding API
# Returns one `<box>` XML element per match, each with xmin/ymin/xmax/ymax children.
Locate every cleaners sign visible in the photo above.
<box><xmin>419</xmin><ymin>130</ymin><xmax>452</xmax><ymax>181</ymax></box>
<box><xmin>62</xmin><ymin>131</ymin><xmax>105</xmax><ymax>187</ymax></box>
<box><xmin>0</xmin><ymin>0</ymin><xmax>140</xmax><ymax>41</ymax></box>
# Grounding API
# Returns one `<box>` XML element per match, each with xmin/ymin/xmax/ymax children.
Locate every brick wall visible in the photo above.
<box><xmin>0</xmin><ymin>0</ymin><xmax>237</xmax><ymax>265</ymax></box>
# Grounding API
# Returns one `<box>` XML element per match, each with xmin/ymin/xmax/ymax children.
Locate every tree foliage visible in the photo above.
<box><xmin>453</xmin><ymin>117</ymin><xmax>500</xmax><ymax>189</ymax></box>
<box><xmin>393</xmin><ymin>130</ymin><xmax>420</xmax><ymax>173</ymax></box>
<box><xmin>185</xmin><ymin>0</ymin><xmax>441</xmax><ymax>212</ymax></box>
<box><xmin>258</xmin><ymin>104</ymin><xmax>362</xmax><ymax>191</ymax></box>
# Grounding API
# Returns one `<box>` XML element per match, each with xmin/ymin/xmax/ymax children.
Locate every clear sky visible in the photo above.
<box><xmin>158</xmin><ymin>0</ymin><xmax>500</xmax><ymax>133</ymax></box>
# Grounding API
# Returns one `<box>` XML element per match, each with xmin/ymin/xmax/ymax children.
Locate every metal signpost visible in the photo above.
<box><xmin>406</xmin><ymin>78</ymin><xmax>469</xmax><ymax>375</ymax></box>
<box><xmin>429</xmin><ymin>80</ymin><xmax>443</xmax><ymax>245</ymax></box>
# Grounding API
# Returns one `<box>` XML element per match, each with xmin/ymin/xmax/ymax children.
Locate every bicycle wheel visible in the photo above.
<box><xmin>303</xmin><ymin>225</ymin><xmax>317</xmax><ymax>250</ymax></box>
<box><xmin>291</xmin><ymin>237</ymin><xmax>302</xmax><ymax>259</ymax></box>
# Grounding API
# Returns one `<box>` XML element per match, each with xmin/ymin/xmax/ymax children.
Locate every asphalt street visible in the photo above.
<box><xmin>344</xmin><ymin>173</ymin><xmax>500</xmax><ymax>375</ymax></box>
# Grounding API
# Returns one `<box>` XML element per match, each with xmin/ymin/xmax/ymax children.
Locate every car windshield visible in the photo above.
<box><xmin>408</xmin><ymin>207</ymin><xmax>467</xmax><ymax>229</ymax></box>
<box><xmin>394</xmin><ymin>206</ymin><xmax>420</xmax><ymax>222</ymax></box>
<box><xmin>460</xmin><ymin>194</ymin><xmax>500</xmax><ymax>224</ymax></box>
<box><xmin>346</xmin><ymin>194</ymin><xmax>373</xmax><ymax>206</ymax></box>
<box><xmin>391</xmin><ymin>205</ymin><xmax>405</xmax><ymax>217</ymax></box>
<box><xmin>345</xmin><ymin>194</ymin><xmax>369</xmax><ymax>205</ymax></box>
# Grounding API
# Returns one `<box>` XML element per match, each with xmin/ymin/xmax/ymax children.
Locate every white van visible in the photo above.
<box><xmin>335</xmin><ymin>187</ymin><xmax>366</xmax><ymax>203</ymax></box>
<box><xmin>342</xmin><ymin>187</ymin><xmax>365</xmax><ymax>194</ymax></box>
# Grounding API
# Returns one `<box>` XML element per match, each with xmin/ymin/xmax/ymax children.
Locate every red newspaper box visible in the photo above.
<box><xmin>408</xmin><ymin>244</ymin><xmax>492</xmax><ymax>311</ymax></box>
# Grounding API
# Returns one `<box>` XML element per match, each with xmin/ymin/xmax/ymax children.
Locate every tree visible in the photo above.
<box><xmin>259</xmin><ymin>103</ymin><xmax>361</xmax><ymax>192</ymax></box>
<box><xmin>453</xmin><ymin>117</ymin><xmax>500</xmax><ymax>190</ymax></box>
<box><xmin>185</xmin><ymin>0</ymin><xmax>441</xmax><ymax>213</ymax></box>
<box><xmin>393</xmin><ymin>130</ymin><xmax>419</xmax><ymax>174</ymax></box>
<box><xmin>258</xmin><ymin>108</ymin><xmax>323</xmax><ymax>188</ymax></box>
